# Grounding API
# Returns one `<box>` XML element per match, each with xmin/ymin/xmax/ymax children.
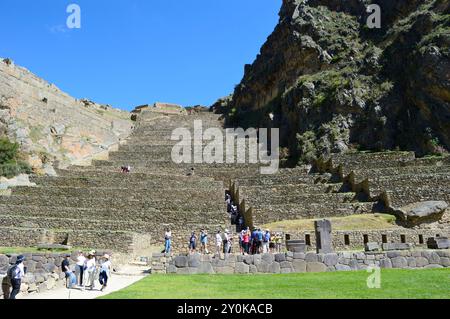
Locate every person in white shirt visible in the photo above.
<box><xmin>215</xmin><ymin>230</ymin><xmax>222</xmax><ymax>255</ymax></box>
<box><xmin>164</xmin><ymin>229</ymin><xmax>172</xmax><ymax>255</ymax></box>
<box><xmin>83</xmin><ymin>251</ymin><xmax>97</xmax><ymax>290</ymax></box>
<box><xmin>99</xmin><ymin>254</ymin><xmax>112</xmax><ymax>292</ymax></box>
<box><xmin>75</xmin><ymin>251</ymin><xmax>86</xmax><ymax>286</ymax></box>
<box><xmin>8</xmin><ymin>255</ymin><xmax>25</xmax><ymax>299</ymax></box>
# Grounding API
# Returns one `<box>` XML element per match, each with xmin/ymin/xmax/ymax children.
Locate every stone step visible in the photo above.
<box><xmin>239</xmin><ymin>184</ymin><xmax>332</xmax><ymax>196</ymax></box>
<box><xmin>0</xmin><ymin>226</ymin><xmax>136</xmax><ymax>253</ymax></box>
<box><xmin>30</xmin><ymin>176</ymin><xmax>223</xmax><ymax>189</ymax></box>
<box><xmin>245</xmin><ymin>192</ymin><xmax>356</xmax><ymax>206</ymax></box>
<box><xmin>351</xmin><ymin>165</ymin><xmax>450</xmax><ymax>183</ymax></box>
<box><xmin>91</xmin><ymin>159</ymin><xmax>264</xmax><ymax>169</ymax></box>
<box><xmin>0</xmin><ymin>204</ymin><xmax>226</xmax><ymax>222</ymax></box>
<box><xmin>11</xmin><ymin>186</ymin><xmax>224</xmax><ymax>201</ymax></box>
<box><xmin>386</xmin><ymin>189</ymin><xmax>450</xmax><ymax>208</ymax></box>
<box><xmin>368</xmin><ymin>174</ymin><xmax>450</xmax><ymax>197</ymax></box>
<box><xmin>54</xmin><ymin>169</ymin><xmax>212</xmax><ymax>180</ymax></box>
<box><xmin>251</xmin><ymin>202</ymin><xmax>376</xmax><ymax>224</ymax></box>
<box><xmin>0</xmin><ymin>195</ymin><xmax>226</xmax><ymax>211</ymax></box>
<box><xmin>0</xmin><ymin>214</ymin><xmax>227</xmax><ymax>234</ymax></box>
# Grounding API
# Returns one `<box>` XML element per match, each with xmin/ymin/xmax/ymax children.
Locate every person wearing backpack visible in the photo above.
<box><xmin>7</xmin><ymin>255</ymin><xmax>25</xmax><ymax>299</ymax></box>
<box><xmin>263</xmin><ymin>229</ymin><xmax>271</xmax><ymax>254</ymax></box>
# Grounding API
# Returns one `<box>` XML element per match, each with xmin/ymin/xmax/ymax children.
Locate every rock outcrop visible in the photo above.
<box><xmin>0</xmin><ymin>58</ymin><xmax>133</xmax><ymax>174</ymax></box>
<box><xmin>218</xmin><ymin>0</ymin><xmax>450</xmax><ymax>163</ymax></box>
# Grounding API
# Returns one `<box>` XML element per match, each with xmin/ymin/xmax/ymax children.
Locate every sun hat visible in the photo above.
<box><xmin>16</xmin><ymin>255</ymin><xmax>25</xmax><ymax>263</ymax></box>
<box><xmin>103</xmin><ymin>254</ymin><xmax>110</xmax><ymax>260</ymax></box>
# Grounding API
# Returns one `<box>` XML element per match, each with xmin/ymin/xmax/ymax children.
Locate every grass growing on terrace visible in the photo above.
<box><xmin>0</xmin><ymin>246</ymin><xmax>87</xmax><ymax>254</ymax></box>
<box><xmin>101</xmin><ymin>269</ymin><xmax>450</xmax><ymax>299</ymax></box>
<box><xmin>262</xmin><ymin>213</ymin><xmax>397</xmax><ymax>232</ymax></box>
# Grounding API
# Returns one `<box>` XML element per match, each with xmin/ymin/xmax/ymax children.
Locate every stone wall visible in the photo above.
<box><xmin>0</xmin><ymin>251</ymin><xmax>110</xmax><ymax>299</ymax></box>
<box><xmin>285</xmin><ymin>229</ymin><xmax>450</xmax><ymax>251</ymax></box>
<box><xmin>152</xmin><ymin>249</ymin><xmax>450</xmax><ymax>275</ymax></box>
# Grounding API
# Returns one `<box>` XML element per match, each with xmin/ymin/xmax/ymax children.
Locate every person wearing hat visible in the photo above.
<box><xmin>62</xmin><ymin>254</ymin><xmax>77</xmax><ymax>289</ymax></box>
<box><xmin>83</xmin><ymin>251</ymin><xmax>97</xmax><ymax>291</ymax></box>
<box><xmin>8</xmin><ymin>255</ymin><xmax>25</xmax><ymax>299</ymax></box>
<box><xmin>99</xmin><ymin>254</ymin><xmax>112</xmax><ymax>292</ymax></box>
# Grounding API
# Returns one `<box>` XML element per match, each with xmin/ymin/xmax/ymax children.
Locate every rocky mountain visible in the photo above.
<box><xmin>215</xmin><ymin>0</ymin><xmax>450</xmax><ymax>164</ymax></box>
<box><xmin>0</xmin><ymin>58</ymin><xmax>132</xmax><ymax>176</ymax></box>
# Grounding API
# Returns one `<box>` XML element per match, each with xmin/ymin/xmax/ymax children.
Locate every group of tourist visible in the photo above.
<box><xmin>226</xmin><ymin>192</ymin><xmax>245</xmax><ymax>231</ymax></box>
<box><xmin>68</xmin><ymin>250</ymin><xmax>112</xmax><ymax>292</ymax></box>
<box><xmin>3</xmin><ymin>250</ymin><xmax>112</xmax><ymax>299</ymax></box>
<box><xmin>238</xmin><ymin>228</ymin><xmax>283</xmax><ymax>255</ymax></box>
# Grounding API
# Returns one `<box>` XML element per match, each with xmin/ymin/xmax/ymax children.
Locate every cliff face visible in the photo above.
<box><xmin>219</xmin><ymin>0</ymin><xmax>450</xmax><ymax>163</ymax></box>
<box><xmin>0</xmin><ymin>58</ymin><xmax>133</xmax><ymax>175</ymax></box>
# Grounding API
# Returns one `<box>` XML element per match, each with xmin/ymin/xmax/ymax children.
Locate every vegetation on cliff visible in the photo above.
<box><xmin>214</xmin><ymin>0</ymin><xmax>450</xmax><ymax>164</ymax></box>
<box><xmin>0</xmin><ymin>137</ymin><xmax>31</xmax><ymax>178</ymax></box>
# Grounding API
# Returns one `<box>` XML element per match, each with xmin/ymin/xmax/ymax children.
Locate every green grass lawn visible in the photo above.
<box><xmin>102</xmin><ymin>268</ymin><xmax>450</xmax><ymax>299</ymax></box>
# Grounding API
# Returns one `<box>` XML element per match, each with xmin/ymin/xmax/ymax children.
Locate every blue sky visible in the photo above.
<box><xmin>0</xmin><ymin>0</ymin><xmax>281</xmax><ymax>111</ymax></box>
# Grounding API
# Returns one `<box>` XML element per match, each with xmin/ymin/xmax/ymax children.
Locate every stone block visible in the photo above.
<box><xmin>326</xmin><ymin>266</ymin><xmax>336</xmax><ymax>272</ymax></box>
<box><xmin>407</xmin><ymin>257</ymin><xmax>417</xmax><ymax>268</ymax></box>
<box><xmin>386</xmin><ymin>251</ymin><xmax>401</xmax><ymax>258</ymax></box>
<box><xmin>249</xmin><ymin>265</ymin><xmax>257</xmax><ymax>274</ymax></box>
<box><xmin>357</xmin><ymin>264</ymin><xmax>368</xmax><ymax>270</ymax></box>
<box><xmin>383</xmin><ymin>243</ymin><xmax>410</xmax><ymax>251</ymax></box>
<box><xmin>349</xmin><ymin>259</ymin><xmax>359</xmax><ymax>270</ymax></box>
<box><xmin>356</xmin><ymin>252</ymin><xmax>366</xmax><ymax>260</ymax></box>
<box><xmin>293</xmin><ymin>253</ymin><xmax>305</xmax><ymax>259</ymax></box>
<box><xmin>236</xmin><ymin>255</ymin><xmax>244</xmax><ymax>262</ymax></box>
<box><xmin>214</xmin><ymin>266</ymin><xmax>235</xmax><ymax>274</ymax></box>
<box><xmin>324</xmin><ymin>253</ymin><xmax>338</xmax><ymax>266</ymax></box>
<box><xmin>188</xmin><ymin>254</ymin><xmax>201</xmax><ymax>268</ymax></box>
<box><xmin>305</xmin><ymin>252</ymin><xmax>318</xmax><ymax>262</ymax></box>
<box><xmin>292</xmin><ymin>260</ymin><xmax>306</xmax><ymax>273</ymax></box>
<box><xmin>269</xmin><ymin>262</ymin><xmax>281</xmax><ymax>274</ymax></box>
<box><xmin>415</xmin><ymin>257</ymin><xmax>429</xmax><ymax>267</ymax></box>
<box><xmin>0</xmin><ymin>255</ymin><xmax>8</xmax><ymax>266</ymax></box>
<box><xmin>280</xmin><ymin>261</ymin><xmax>293</xmax><ymax>269</ymax></box>
<box><xmin>253</xmin><ymin>255</ymin><xmax>262</xmax><ymax>265</ymax></box>
<box><xmin>256</xmin><ymin>262</ymin><xmax>269</xmax><ymax>273</ymax></box>
<box><xmin>166</xmin><ymin>265</ymin><xmax>177</xmax><ymax>274</ymax></box>
<box><xmin>391</xmin><ymin>257</ymin><xmax>408</xmax><ymax>268</ymax></box>
<box><xmin>42</xmin><ymin>263</ymin><xmax>56</xmax><ymax>273</ymax></box>
<box><xmin>274</xmin><ymin>254</ymin><xmax>286</xmax><ymax>262</ymax></box>
<box><xmin>439</xmin><ymin>257</ymin><xmax>450</xmax><ymax>267</ymax></box>
<box><xmin>174</xmin><ymin>256</ymin><xmax>188</xmax><ymax>268</ymax></box>
<box><xmin>335</xmin><ymin>264</ymin><xmax>351</xmax><ymax>271</ymax></box>
<box><xmin>306</xmin><ymin>262</ymin><xmax>327</xmax><ymax>273</ymax></box>
<box><xmin>243</xmin><ymin>255</ymin><xmax>254</xmax><ymax>265</ymax></box>
<box><xmin>436</xmin><ymin>251</ymin><xmax>450</xmax><ymax>258</ymax></box>
<box><xmin>261</xmin><ymin>253</ymin><xmax>274</xmax><ymax>264</ymax></box>
<box><xmin>365</xmin><ymin>242</ymin><xmax>380</xmax><ymax>252</ymax></box>
<box><xmin>281</xmin><ymin>268</ymin><xmax>292</xmax><ymax>274</ymax></box>
<box><xmin>424</xmin><ymin>264</ymin><xmax>444</xmax><ymax>269</ymax></box>
<box><xmin>46</xmin><ymin>277</ymin><xmax>56</xmax><ymax>290</ymax></box>
<box><xmin>235</xmin><ymin>262</ymin><xmax>250</xmax><ymax>274</ymax></box>
<box><xmin>427</xmin><ymin>237</ymin><xmax>450</xmax><ymax>249</ymax></box>
<box><xmin>199</xmin><ymin>262</ymin><xmax>215</xmax><ymax>274</ymax></box>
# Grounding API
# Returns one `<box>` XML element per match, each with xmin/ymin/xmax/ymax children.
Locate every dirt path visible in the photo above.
<box><xmin>22</xmin><ymin>265</ymin><xmax>148</xmax><ymax>300</ymax></box>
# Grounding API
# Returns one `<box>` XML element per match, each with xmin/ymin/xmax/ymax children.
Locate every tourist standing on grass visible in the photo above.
<box><xmin>7</xmin><ymin>255</ymin><xmax>25</xmax><ymax>299</ymax></box>
<box><xmin>164</xmin><ymin>229</ymin><xmax>172</xmax><ymax>255</ymax></box>
<box><xmin>200</xmin><ymin>229</ymin><xmax>209</xmax><ymax>254</ymax></box>
<box><xmin>75</xmin><ymin>251</ymin><xmax>86</xmax><ymax>286</ymax></box>
<box><xmin>99</xmin><ymin>254</ymin><xmax>112</xmax><ymax>292</ymax></box>
<box><xmin>62</xmin><ymin>254</ymin><xmax>77</xmax><ymax>289</ymax></box>
<box><xmin>215</xmin><ymin>230</ymin><xmax>222</xmax><ymax>256</ymax></box>
<box><xmin>189</xmin><ymin>231</ymin><xmax>197</xmax><ymax>254</ymax></box>
<box><xmin>84</xmin><ymin>251</ymin><xmax>97</xmax><ymax>290</ymax></box>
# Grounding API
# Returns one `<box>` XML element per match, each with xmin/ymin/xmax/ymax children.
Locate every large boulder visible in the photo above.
<box><xmin>399</xmin><ymin>201</ymin><xmax>448</xmax><ymax>226</ymax></box>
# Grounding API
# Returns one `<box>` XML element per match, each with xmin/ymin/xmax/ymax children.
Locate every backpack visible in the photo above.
<box><xmin>7</xmin><ymin>264</ymin><xmax>18</xmax><ymax>281</ymax></box>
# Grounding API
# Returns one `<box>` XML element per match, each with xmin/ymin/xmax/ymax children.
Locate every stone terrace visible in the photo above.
<box><xmin>0</xmin><ymin>110</ymin><xmax>232</xmax><ymax>254</ymax></box>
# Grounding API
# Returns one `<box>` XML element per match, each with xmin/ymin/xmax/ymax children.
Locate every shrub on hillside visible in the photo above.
<box><xmin>0</xmin><ymin>137</ymin><xmax>32</xmax><ymax>178</ymax></box>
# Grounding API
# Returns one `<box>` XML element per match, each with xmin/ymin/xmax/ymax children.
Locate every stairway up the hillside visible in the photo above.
<box><xmin>0</xmin><ymin>111</ymin><xmax>233</xmax><ymax>254</ymax></box>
